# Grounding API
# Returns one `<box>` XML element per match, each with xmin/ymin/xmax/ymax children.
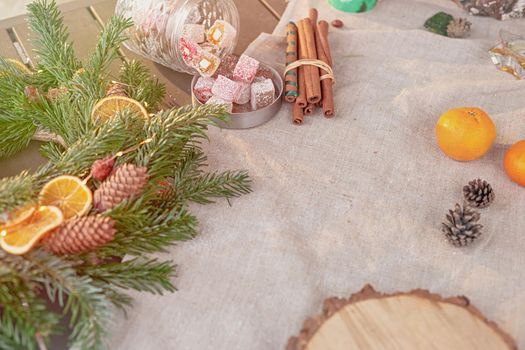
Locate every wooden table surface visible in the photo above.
<box><xmin>0</xmin><ymin>0</ymin><xmax>287</xmax><ymax>179</ymax></box>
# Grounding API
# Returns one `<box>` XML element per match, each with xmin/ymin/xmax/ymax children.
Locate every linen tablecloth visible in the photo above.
<box><xmin>109</xmin><ymin>0</ymin><xmax>525</xmax><ymax>348</ymax></box>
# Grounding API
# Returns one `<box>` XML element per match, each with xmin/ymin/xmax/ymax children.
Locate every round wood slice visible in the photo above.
<box><xmin>287</xmin><ymin>285</ymin><xmax>516</xmax><ymax>350</ymax></box>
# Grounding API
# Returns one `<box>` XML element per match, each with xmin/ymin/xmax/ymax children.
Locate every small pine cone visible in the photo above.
<box><xmin>447</xmin><ymin>18</ymin><xmax>471</xmax><ymax>38</ymax></box>
<box><xmin>24</xmin><ymin>85</ymin><xmax>39</xmax><ymax>102</ymax></box>
<box><xmin>47</xmin><ymin>87</ymin><xmax>68</xmax><ymax>100</ymax></box>
<box><xmin>442</xmin><ymin>203</ymin><xmax>483</xmax><ymax>247</ymax></box>
<box><xmin>106</xmin><ymin>82</ymin><xmax>128</xmax><ymax>97</ymax></box>
<box><xmin>91</xmin><ymin>156</ymin><xmax>115</xmax><ymax>182</ymax></box>
<box><xmin>44</xmin><ymin>216</ymin><xmax>116</xmax><ymax>255</ymax></box>
<box><xmin>463</xmin><ymin>179</ymin><xmax>494</xmax><ymax>208</ymax></box>
<box><xmin>94</xmin><ymin>163</ymin><xmax>149</xmax><ymax>212</ymax></box>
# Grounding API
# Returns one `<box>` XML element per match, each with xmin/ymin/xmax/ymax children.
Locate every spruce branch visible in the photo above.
<box><xmin>0</xmin><ymin>172</ymin><xmax>34</xmax><ymax>212</ymax></box>
<box><xmin>97</xmin><ymin>286</ymin><xmax>133</xmax><ymax>314</ymax></box>
<box><xmin>119</xmin><ymin>60</ymin><xmax>165</xmax><ymax>111</ymax></box>
<box><xmin>0</xmin><ymin>116</ymin><xmax>36</xmax><ymax>159</ymax></box>
<box><xmin>0</xmin><ymin>2</ymin><xmax>252</xmax><ymax>349</ymax></box>
<box><xmin>36</xmin><ymin>112</ymin><xmax>142</xmax><ymax>184</ymax></box>
<box><xmin>0</xmin><ymin>250</ymin><xmax>60</xmax><ymax>350</ymax></box>
<box><xmin>81</xmin><ymin>258</ymin><xmax>176</xmax><ymax>295</ymax></box>
<box><xmin>25</xmin><ymin>251</ymin><xmax>112</xmax><ymax>350</ymax></box>
<box><xmin>101</xmin><ymin>205</ymin><xmax>199</xmax><ymax>256</ymax></box>
<box><xmin>73</xmin><ymin>15</ymin><xmax>132</xmax><ymax>99</ymax></box>
<box><xmin>181</xmin><ymin>170</ymin><xmax>252</xmax><ymax>205</ymax></box>
<box><xmin>26</xmin><ymin>0</ymin><xmax>80</xmax><ymax>86</ymax></box>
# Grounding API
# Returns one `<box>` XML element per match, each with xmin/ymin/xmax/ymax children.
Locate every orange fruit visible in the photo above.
<box><xmin>504</xmin><ymin>140</ymin><xmax>525</xmax><ymax>186</ymax></box>
<box><xmin>91</xmin><ymin>96</ymin><xmax>149</xmax><ymax>123</ymax></box>
<box><xmin>0</xmin><ymin>204</ymin><xmax>36</xmax><ymax>230</ymax></box>
<box><xmin>435</xmin><ymin>107</ymin><xmax>496</xmax><ymax>161</ymax></box>
<box><xmin>39</xmin><ymin>175</ymin><xmax>92</xmax><ymax>219</ymax></box>
<box><xmin>0</xmin><ymin>205</ymin><xmax>63</xmax><ymax>255</ymax></box>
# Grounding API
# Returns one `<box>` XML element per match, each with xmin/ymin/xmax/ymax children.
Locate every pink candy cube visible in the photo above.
<box><xmin>211</xmin><ymin>75</ymin><xmax>241</xmax><ymax>102</ymax></box>
<box><xmin>182</xmin><ymin>23</ymin><xmax>205</xmax><ymax>44</ymax></box>
<box><xmin>214</xmin><ymin>54</ymin><xmax>239</xmax><ymax>79</ymax></box>
<box><xmin>233</xmin><ymin>54</ymin><xmax>260</xmax><ymax>84</ymax></box>
<box><xmin>255</xmin><ymin>66</ymin><xmax>273</xmax><ymax>80</ymax></box>
<box><xmin>179</xmin><ymin>37</ymin><xmax>200</xmax><ymax>66</ymax></box>
<box><xmin>234</xmin><ymin>82</ymin><xmax>251</xmax><ymax>105</ymax></box>
<box><xmin>193</xmin><ymin>77</ymin><xmax>215</xmax><ymax>103</ymax></box>
<box><xmin>192</xmin><ymin>51</ymin><xmax>221</xmax><ymax>77</ymax></box>
<box><xmin>251</xmin><ymin>78</ymin><xmax>275</xmax><ymax>110</ymax></box>
<box><xmin>206</xmin><ymin>96</ymin><xmax>233</xmax><ymax>113</ymax></box>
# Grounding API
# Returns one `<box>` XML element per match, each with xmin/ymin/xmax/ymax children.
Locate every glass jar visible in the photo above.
<box><xmin>116</xmin><ymin>0</ymin><xmax>240</xmax><ymax>74</ymax></box>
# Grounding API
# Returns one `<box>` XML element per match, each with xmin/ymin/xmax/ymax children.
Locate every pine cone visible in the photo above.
<box><xmin>44</xmin><ymin>216</ymin><xmax>116</xmax><ymax>255</ymax></box>
<box><xmin>442</xmin><ymin>203</ymin><xmax>483</xmax><ymax>247</ymax></box>
<box><xmin>47</xmin><ymin>87</ymin><xmax>68</xmax><ymax>100</ymax></box>
<box><xmin>463</xmin><ymin>179</ymin><xmax>494</xmax><ymax>208</ymax></box>
<box><xmin>24</xmin><ymin>85</ymin><xmax>39</xmax><ymax>102</ymax></box>
<box><xmin>94</xmin><ymin>163</ymin><xmax>149</xmax><ymax>211</ymax></box>
<box><xmin>91</xmin><ymin>156</ymin><xmax>115</xmax><ymax>182</ymax></box>
<box><xmin>106</xmin><ymin>82</ymin><xmax>128</xmax><ymax>97</ymax></box>
<box><xmin>447</xmin><ymin>18</ymin><xmax>471</xmax><ymax>38</ymax></box>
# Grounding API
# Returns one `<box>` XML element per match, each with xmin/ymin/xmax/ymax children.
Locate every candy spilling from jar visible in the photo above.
<box><xmin>193</xmin><ymin>54</ymin><xmax>277</xmax><ymax>113</ymax></box>
<box><xmin>179</xmin><ymin>20</ymin><xmax>237</xmax><ymax>77</ymax></box>
<box><xmin>489</xmin><ymin>31</ymin><xmax>525</xmax><ymax>79</ymax></box>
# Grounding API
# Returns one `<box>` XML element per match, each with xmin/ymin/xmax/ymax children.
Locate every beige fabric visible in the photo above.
<box><xmin>109</xmin><ymin>1</ymin><xmax>525</xmax><ymax>348</ymax></box>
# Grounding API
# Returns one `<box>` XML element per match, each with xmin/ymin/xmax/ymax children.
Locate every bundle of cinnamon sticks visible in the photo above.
<box><xmin>284</xmin><ymin>8</ymin><xmax>335</xmax><ymax>125</ymax></box>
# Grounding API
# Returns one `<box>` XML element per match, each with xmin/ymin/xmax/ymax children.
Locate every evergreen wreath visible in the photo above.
<box><xmin>0</xmin><ymin>1</ymin><xmax>251</xmax><ymax>349</ymax></box>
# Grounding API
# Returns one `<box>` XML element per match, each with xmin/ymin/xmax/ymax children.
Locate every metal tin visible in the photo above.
<box><xmin>191</xmin><ymin>64</ymin><xmax>283</xmax><ymax>129</ymax></box>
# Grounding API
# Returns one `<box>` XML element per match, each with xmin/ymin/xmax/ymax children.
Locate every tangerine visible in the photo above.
<box><xmin>504</xmin><ymin>140</ymin><xmax>525</xmax><ymax>187</ymax></box>
<box><xmin>435</xmin><ymin>107</ymin><xmax>496</xmax><ymax>161</ymax></box>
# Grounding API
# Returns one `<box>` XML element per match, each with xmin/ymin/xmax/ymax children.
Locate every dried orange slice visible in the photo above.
<box><xmin>91</xmin><ymin>96</ymin><xmax>149</xmax><ymax>123</ymax></box>
<box><xmin>0</xmin><ymin>205</ymin><xmax>63</xmax><ymax>255</ymax></box>
<box><xmin>5</xmin><ymin>58</ymin><xmax>32</xmax><ymax>74</ymax></box>
<box><xmin>0</xmin><ymin>204</ymin><xmax>36</xmax><ymax>230</ymax></box>
<box><xmin>39</xmin><ymin>175</ymin><xmax>92</xmax><ymax>219</ymax></box>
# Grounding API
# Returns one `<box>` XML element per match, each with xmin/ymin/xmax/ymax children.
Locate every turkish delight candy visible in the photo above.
<box><xmin>251</xmin><ymin>78</ymin><xmax>275</xmax><ymax>110</ymax></box>
<box><xmin>214</xmin><ymin>54</ymin><xmax>239</xmax><ymax>79</ymax></box>
<box><xmin>233</xmin><ymin>54</ymin><xmax>260</xmax><ymax>84</ymax></box>
<box><xmin>192</xmin><ymin>50</ymin><xmax>221</xmax><ymax>77</ymax></box>
<box><xmin>193</xmin><ymin>77</ymin><xmax>215</xmax><ymax>103</ymax></box>
<box><xmin>211</xmin><ymin>75</ymin><xmax>241</xmax><ymax>102</ymax></box>
<box><xmin>207</xmin><ymin>20</ymin><xmax>237</xmax><ymax>48</ymax></box>
<box><xmin>182</xmin><ymin>23</ymin><xmax>205</xmax><ymax>43</ymax></box>
<box><xmin>179</xmin><ymin>37</ymin><xmax>200</xmax><ymax>65</ymax></box>
<box><xmin>453</xmin><ymin>0</ymin><xmax>525</xmax><ymax>20</ymax></box>
<box><xmin>255</xmin><ymin>66</ymin><xmax>273</xmax><ymax>80</ymax></box>
<box><xmin>200</xmin><ymin>42</ymin><xmax>221</xmax><ymax>56</ymax></box>
<box><xmin>206</xmin><ymin>95</ymin><xmax>233</xmax><ymax>113</ymax></box>
<box><xmin>234</xmin><ymin>82</ymin><xmax>251</xmax><ymax>105</ymax></box>
<box><xmin>232</xmin><ymin>102</ymin><xmax>253</xmax><ymax>114</ymax></box>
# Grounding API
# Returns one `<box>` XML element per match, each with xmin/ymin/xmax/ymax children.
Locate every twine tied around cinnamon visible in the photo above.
<box><xmin>284</xmin><ymin>59</ymin><xmax>336</xmax><ymax>84</ymax></box>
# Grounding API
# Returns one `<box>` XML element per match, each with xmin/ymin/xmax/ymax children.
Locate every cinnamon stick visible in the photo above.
<box><xmin>293</xmin><ymin>101</ymin><xmax>304</xmax><ymax>125</ymax></box>
<box><xmin>304</xmin><ymin>103</ymin><xmax>315</xmax><ymax>115</ymax></box>
<box><xmin>284</xmin><ymin>22</ymin><xmax>299</xmax><ymax>103</ymax></box>
<box><xmin>298</xmin><ymin>19</ymin><xmax>321</xmax><ymax>104</ymax></box>
<box><xmin>316</xmin><ymin>21</ymin><xmax>335</xmax><ymax>118</ymax></box>
<box><xmin>296</xmin><ymin>37</ymin><xmax>307</xmax><ymax>108</ymax></box>
<box><xmin>308</xmin><ymin>8</ymin><xmax>318</xmax><ymax>26</ymax></box>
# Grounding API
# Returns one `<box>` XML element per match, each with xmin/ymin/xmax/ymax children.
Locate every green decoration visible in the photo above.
<box><xmin>0</xmin><ymin>1</ymin><xmax>251</xmax><ymax>349</ymax></box>
<box><xmin>424</xmin><ymin>12</ymin><xmax>454</xmax><ymax>37</ymax></box>
<box><xmin>327</xmin><ymin>0</ymin><xmax>377</xmax><ymax>13</ymax></box>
